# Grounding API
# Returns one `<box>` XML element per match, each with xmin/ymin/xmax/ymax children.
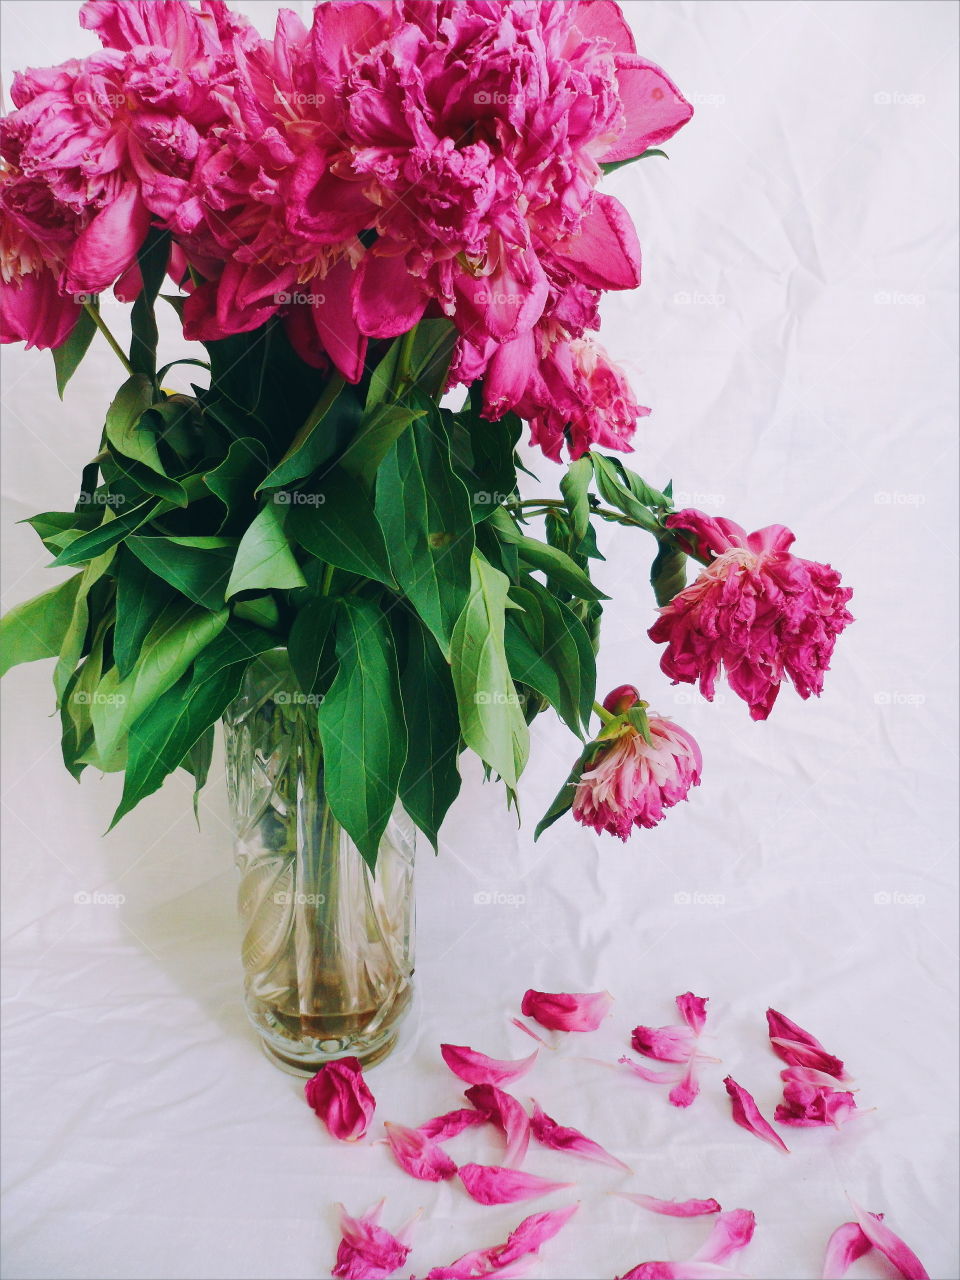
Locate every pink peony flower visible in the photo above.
<box><xmin>649</xmin><ymin>510</ymin><xmax>854</xmax><ymax>721</ymax></box>
<box><xmin>571</xmin><ymin>701</ymin><xmax>702</xmax><ymax>840</ymax></box>
<box><xmin>304</xmin><ymin>1056</ymin><xmax>375</xmax><ymax>1142</ymax></box>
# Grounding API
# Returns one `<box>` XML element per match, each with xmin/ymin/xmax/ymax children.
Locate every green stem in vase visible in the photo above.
<box><xmin>83</xmin><ymin>302</ymin><xmax>134</xmax><ymax>375</ymax></box>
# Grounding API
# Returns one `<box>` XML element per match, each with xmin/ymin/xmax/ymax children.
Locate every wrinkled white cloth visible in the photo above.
<box><xmin>1</xmin><ymin>2</ymin><xmax>957</xmax><ymax>1278</ymax></box>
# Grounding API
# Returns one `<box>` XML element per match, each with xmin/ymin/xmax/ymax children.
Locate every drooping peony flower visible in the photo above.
<box><xmin>520</xmin><ymin>988</ymin><xmax>614</xmax><ymax>1032</ymax></box>
<box><xmin>571</xmin><ymin>691</ymin><xmax>702</xmax><ymax>839</ymax></box>
<box><xmin>332</xmin><ymin>1200</ymin><xmax>416</xmax><ymax>1280</ymax></box>
<box><xmin>304</xmin><ymin>1056</ymin><xmax>375</xmax><ymax>1141</ymax></box>
<box><xmin>649</xmin><ymin>510</ymin><xmax>854</xmax><ymax>721</ymax></box>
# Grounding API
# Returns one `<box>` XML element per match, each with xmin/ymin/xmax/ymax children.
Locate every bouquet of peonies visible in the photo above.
<box><xmin>0</xmin><ymin>0</ymin><xmax>853</xmax><ymax>864</ymax></box>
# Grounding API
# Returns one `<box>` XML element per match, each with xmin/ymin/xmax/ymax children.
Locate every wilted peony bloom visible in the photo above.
<box><xmin>304</xmin><ymin>1056</ymin><xmax>375</xmax><ymax>1141</ymax></box>
<box><xmin>649</xmin><ymin>510</ymin><xmax>854</xmax><ymax>721</ymax></box>
<box><xmin>572</xmin><ymin>689</ymin><xmax>701</xmax><ymax>839</ymax></box>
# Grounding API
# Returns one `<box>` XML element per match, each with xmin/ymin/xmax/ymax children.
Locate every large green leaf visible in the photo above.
<box><xmin>60</xmin><ymin>616</ymin><xmax>110</xmax><ymax>779</ymax></box>
<box><xmin>258</xmin><ymin>376</ymin><xmax>349</xmax><ymax>491</ymax></box>
<box><xmin>113</xmin><ymin>548</ymin><xmax>175</xmax><ymax>678</ymax></box>
<box><xmin>317</xmin><ymin>599</ymin><xmax>408</xmax><ymax>870</ymax></box>
<box><xmin>54</xmin><ymin>547</ymin><xmax>116</xmax><ymax>701</ymax></box>
<box><xmin>505</xmin><ymin>580</ymin><xmax>595</xmax><ymax>738</ymax></box>
<box><xmin>288</xmin><ymin>465</ymin><xmax>395</xmax><ymax>587</ymax></box>
<box><xmin>454</xmin><ymin>394</ymin><xmax>522</xmax><ymax>523</ymax></box>
<box><xmin>104</xmin><ymin>375</ymin><xmax>164</xmax><ymax>473</ymax></box>
<box><xmin>339</xmin><ymin>402</ymin><xmax>426</xmax><ymax>488</ymax></box>
<box><xmin>226</xmin><ymin>503</ymin><xmax>306</xmax><ymax>598</ymax></box>
<box><xmin>590</xmin><ymin>453</ymin><xmax>665</xmax><ymax>531</ymax></box>
<box><xmin>397</xmin><ymin>614</ymin><xmax>462</xmax><ymax>851</ymax></box>
<box><xmin>204</xmin><ymin>436</ymin><xmax>269</xmax><ymax>530</ymax></box>
<box><xmin>52</xmin><ymin>304</ymin><xmax>97</xmax><ymax>398</ymax></box>
<box><xmin>374</xmin><ymin>396</ymin><xmax>475</xmax><ymax>655</ymax></box>
<box><xmin>129</xmin><ymin>226</ymin><xmax>168</xmax><ymax>380</ymax></box>
<box><xmin>489</xmin><ymin>508</ymin><xmax>607</xmax><ymax>601</ymax></box>
<box><xmin>52</xmin><ymin>498</ymin><xmax>159</xmax><ymax>567</ymax></box>
<box><xmin>127</xmin><ymin>535</ymin><xmax>237</xmax><ymax>611</ymax></box>
<box><xmin>0</xmin><ymin>574</ymin><xmax>83</xmax><ymax>678</ymax></box>
<box><xmin>288</xmin><ymin>597</ymin><xmax>339</xmax><ymax>698</ymax></box>
<box><xmin>449</xmin><ymin>552</ymin><xmax>529</xmax><ymax>792</ymax></box>
<box><xmin>650</xmin><ymin>538</ymin><xmax>687</xmax><ymax>607</ymax></box>
<box><xmin>559</xmin><ymin>456</ymin><xmax>600</xmax><ymax>556</ymax></box>
<box><xmin>534</xmin><ymin>739</ymin><xmax>598</xmax><ymax>840</ymax></box>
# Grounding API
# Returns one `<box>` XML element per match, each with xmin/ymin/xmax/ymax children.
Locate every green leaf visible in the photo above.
<box><xmin>226</xmin><ymin>503</ymin><xmax>307</xmax><ymax>599</ymax></box>
<box><xmin>129</xmin><ymin>226</ymin><xmax>169</xmax><ymax>380</ymax></box>
<box><xmin>288</xmin><ymin>597</ymin><xmax>339</xmax><ymax>698</ymax></box>
<box><xmin>60</xmin><ymin>617</ymin><xmax>110</xmax><ymax>779</ymax></box>
<box><xmin>0</xmin><ymin>574</ymin><xmax>83</xmax><ymax>678</ymax></box>
<box><xmin>455</xmin><ymin>394</ymin><xmax>522</xmax><ymax>523</ymax></box>
<box><xmin>590</xmin><ymin>453</ymin><xmax>667</xmax><ymax>531</ymax></box>
<box><xmin>104</xmin><ymin>374</ymin><xmax>164</xmax><ymax>473</ymax></box>
<box><xmin>506</xmin><ymin>579</ymin><xmax>596</xmax><ymax>737</ymax></box>
<box><xmin>650</xmin><ymin>538</ymin><xmax>687</xmax><ymax>607</ymax></box>
<box><xmin>54</xmin><ymin>547</ymin><xmax>116</xmax><ymax>701</ymax></box>
<box><xmin>113</xmin><ymin>548</ymin><xmax>175</xmax><ymax>678</ymax></box>
<box><xmin>364</xmin><ymin>337</ymin><xmax>404</xmax><ymax>413</ymax></box>
<box><xmin>534</xmin><ymin>740</ymin><xmax>599</xmax><ymax>840</ymax></box>
<box><xmin>317</xmin><ymin>598</ymin><xmax>408</xmax><ymax>870</ymax></box>
<box><xmin>22</xmin><ymin>509</ymin><xmax>100</xmax><ymax>555</ymax></box>
<box><xmin>258</xmin><ymin>376</ymin><xmax>349</xmax><ymax>491</ymax></box>
<box><xmin>127</xmin><ymin>535</ymin><xmax>237</xmax><ymax>611</ymax></box>
<box><xmin>181</xmin><ymin>724</ymin><xmax>215</xmax><ymax>822</ymax></box>
<box><xmin>397</xmin><ymin>614</ymin><xmax>462</xmax><ymax>851</ymax></box>
<box><xmin>560</xmin><ymin>456</ymin><xmax>601</xmax><ymax>556</ymax></box>
<box><xmin>374</xmin><ymin>396</ymin><xmax>475</xmax><ymax>656</ymax></box>
<box><xmin>52</xmin><ymin>305</ymin><xmax>97</xmax><ymax>397</ymax></box>
<box><xmin>600</xmin><ymin>148</ymin><xmax>669</xmax><ymax>176</ymax></box>
<box><xmin>287</xmin><ymin>465</ymin><xmax>395</xmax><ymax>587</ymax></box>
<box><xmin>204</xmin><ymin>437</ymin><xmax>269</xmax><ymax>530</ymax></box>
<box><xmin>489</xmin><ymin>509</ymin><xmax>607</xmax><ymax>601</ymax></box>
<box><xmin>407</xmin><ymin>318</ymin><xmax>457</xmax><ymax>398</ymax></box>
<box><xmin>233</xmin><ymin>595</ymin><xmax>280</xmax><ymax>630</ymax></box>
<box><xmin>449</xmin><ymin>552</ymin><xmax>529</xmax><ymax>792</ymax></box>
<box><xmin>340</xmin><ymin>401</ymin><xmax>427</xmax><ymax>488</ymax></box>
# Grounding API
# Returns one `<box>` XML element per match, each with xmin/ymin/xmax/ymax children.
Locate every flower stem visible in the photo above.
<box><xmin>83</xmin><ymin>302</ymin><xmax>133</xmax><ymax>376</ymax></box>
<box><xmin>592</xmin><ymin>701</ymin><xmax>616</xmax><ymax>726</ymax></box>
<box><xmin>395</xmin><ymin>322</ymin><xmax>419</xmax><ymax>388</ymax></box>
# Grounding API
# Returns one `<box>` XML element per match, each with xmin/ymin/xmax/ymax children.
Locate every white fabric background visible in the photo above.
<box><xmin>1</xmin><ymin>2</ymin><xmax>958</xmax><ymax>1278</ymax></box>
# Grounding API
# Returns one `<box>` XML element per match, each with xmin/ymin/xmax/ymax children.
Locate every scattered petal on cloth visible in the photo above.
<box><xmin>465</xmin><ymin>1085</ymin><xmax>531</xmax><ymax>1167</ymax></box>
<box><xmin>509</xmin><ymin>1018</ymin><xmax>554</xmax><ymax>1048</ymax></box>
<box><xmin>628</xmin><ymin>993</ymin><xmax>712</xmax><ymax>1106</ymax></box>
<box><xmin>618</xmin><ymin>1056</ymin><xmax>685</xmax><ymax>1085</ymax></box>
<box><xmin>384</xmin><ymin>1122</ymin><xmax>458</xmax><ymax>1181</ymax></box>
<box><xmin>529</xmin><ymin>1100</ymin><xmax>630</xmax><ymax>1171</ymax></box>
<box><xmin>723</xmin><ymin>1077</ymin><xmax>789</xmax><ymax>1153</ymax></box>
<box><xmin>676</xmin><ymin>993</ymin><xmax>710</xmax><ymax>1035</ymax></box>
<box><xmin>304</xmin><ymin>1057</ymin><xmax>375</xmax><ymax>1141</ymax></box>
<box><xmin>691</xmin><ymin>1210</ymin><xmax>756</xmax><ymax>1264</ymax></box>
<box><xmin>520</xmin><ymin>989</ymin><xmax>614</xmax><ymax>1032</ymax></box>
<box><xmin>630</xmin><ymin>1024</ymin><xmax>698</xmax><ymax>1063</ymax></box>
<box><xmin>766</xmin><ymin>1008</ymin><xmax>849</xmax><ymax>1080</ymax></box>
<box><xmin>668</xmin><ymin>1062</ymin><xmax>701</xmax><ymax>1110</ymax></box>
<box><xmin>618</xmin><ymin>1263</ymin><xmax>748</xmax><ymax>1278</ymax></box>
<box><xmin>425</xmin><ymin>1205</ymin><xmax>580</xmax><ymax>1276</ymax></box>
<box><xmin>332</xmin><ymin>1200</ymin><xmax>415</xmax><ymax>1279</ymax></box>
<box><xmin>458</xmin><ymin>1163</ymin><xmax>573</xmax><ymax>1205</ymax></box>
<box><xmin>774</xmin><ymin>1080</ymin><xmax>857</xmax><ymax>1127</ymax></box>
<box><xmin>618</xmin><ymin>1193</ymin><xmax>722</xmax><ymax>1217</ymax></box>
<box><xmin>418</xmin><ymin>1109</ymin><xmax>489</xmax><ymax>1141</ymax></box>
<box><xmin>441</xmin><ymin>1044</ymin><xmax>539</xmax><ymax>1087</ymax></box>
<box><xmin>821</xmin><ymin>1221</ymin><xmax>875</xmax><ymax>1278</ymax></box>
<box><xmin>849</xmin><ymin>1201</ymin><xmax>930</xmax><ymax>1279</ymax></box>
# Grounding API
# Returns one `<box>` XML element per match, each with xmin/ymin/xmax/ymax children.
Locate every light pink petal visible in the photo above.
<box><xmin>723</xmin><ymin>1077</ymin><xmax>789</xmax><ymax>1153</ymax></box>
<box><xmin>418</xmin><ymin>1108</ymin><xmax>488</xmax><ymax>1141</ymax></box>
<box><xmin>334</xmin><ymin>1200</ymin><xmax>413</xmax><ymax>1279</ymax></box>
<box><xmin>618</xmin><ymin>1055</ymin><xmax>685</xmax><ymax>1085</ymax></box>
<box><xmin>510</xmin><ymin>1018</ymin><xmax>554</xmax><ymax>1048</ymax></box>
<box><xmin>766</xmin><ymin>1009</ymin><xmax>848</xmax><ymax>1080</ymax></box>
<box><xmin>822</xmin><ymin>1222</ymin><xmax>873</xmax><ymax>1279</ymax></box>
<box><xmin>426</xmin><ymin>1261</ymin><xmax>534</xmax><ymax>1280</ymax></box>
<box><xmin>529</xmin><ymin>1100</ymin><xmax>629</xmax><ymax>1172</ymax></box>
<box><xmin>620</xmin><ymin>1265</ymin><xmax>748</xmax><ymax>1279</ymax></box>
<box><xmin>64</xmin><ymin>183</ymin><xmax>150</xmax><ymax>295</ymax></box>
<box><xmin>631</xmin><ymin>1025</ymin><xmax>697</xmax><ymax>1063</ymax></box>
<box><xmin>781</xmin><ymin>1065</ymin><xmax>852</xmax><ymax>1090</ymax></box>
<box><xmin>676</xmin><ymin>993</ymin><xmax>709</xmax><ymax>1034</ymax></box>
<box><xmin>465</xmin><ymin>1085</ymin><xmax>530</xmax><ymax>1167</ymax></box>
<box><xmin>572</xmin><ymin>0</ymin><xmax>636</xmax><ymax>53</ymax></box>
<box><xmin>304</xmin><ymin>1057</ymin><xmax>375</xmax><ymax>1142</ymax></box>
<box><xmin>551</xmin><ymin>195</ymin><xmax>641</xmax><ymax>291</ymax></box>
<box><xmin>491</xmin><ymin>1205</ymin><xmax>580</xmax><ymax>1266</ymax></box>
<box><xmin>441</xmin><ymin>1043</ymin><xmax>539</xmax><ymax>1087</ymax></box>
<box><xmin>458</xmin><ymin>1164</ymin><xmax>573</xmax><ymax>1206</ymax></box>
<box><xmin>692</xmin><ymin>1209</ymin><xmax>756</xmax><ymax>1264</ymax></box>
<box><xmin>618</xmin><ymin>1193</ymin><xmax>722</xmax><ymax>1218</ymax></box>
<box><xmin>850</xmin><ymin>1201</ymin><xmax>930</xmax><ymax>1280</ymax></box>
<box><xmin>384</xmin><ymin>1122</ymin><xmax>457</xmax><ymax>1182</ymax></box>
<box><xmin>668</xmin><ymin>1061</ymin><xmax>701</xmax><ymax>1109</ymax></box>
<box><xmin>353</xmin><ymin>248</ymin><xmax>428</xmax><ymax>339</ymax></box>
<box><xmin>520</xmin><ymin>989</ymin><xmax>614</xmax><ymax>1033</ymax></box>
<box><xmin>605</xmin><ymin>56</ymin><xmax>694</xmax><ymax>163</ymax></box>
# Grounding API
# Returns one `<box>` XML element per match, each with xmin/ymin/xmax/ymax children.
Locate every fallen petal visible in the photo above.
<box><xmin>419</xmin><ymin>1108</ymin><xmax>489</xmax><ymax>1141</ymax></box>
<box><xmin>333</xmin><ymin>1201</ymin><xmax>413</xmax><ymax>1279</ymax></box>
<box><xmin>676</xmin><ymin>993</ymin><xmax>709</xmax><ymax>1034</ymax></box>
<box><xmin>491</xmin><ymin>1205</ymin><xmax>580</xmax><ymax>1265</ymax></box>
<box><xmin>631</xmin><ymin>1025</ymin><xmax>698</xmax><ymax>1063</ymax></box>
<box><xmin>723</xmin><ymin>1077</ymin><xmax>789</xmax><ymax>1153</ymax></box>
<box><xmin>510</xmin><ymin>1018</ymin><xmax>554</xmax><ymax>1048</ymax></box>
<box><xmin>766</xmin><ymin>1009</ymin><xmax>848</xmax><ymax>1079</ymax></box>
<box><xmin>619</xmin><ymin>1265</ymin><xmax>748</xmax><ymax>1279</ymax></box>
<box><xmin>850</xmin><ymin>1200</ymin><xmax>930</xmax><ymax>1279</ymax></box>
<box><xmin>668</xmin><ymin>1061</ymin><xmax>701</xmax><ymax>1109</ymax></box>
<box><xmin>618</xmin><ymin>1055</ymin><xmax>685</xmax><ymax>1085</ymax></box>
<box><xmin>305</xmin><ymin>1057</ymin><xmax>375</xmax><ymax>1142</ymax></box>
<box><xmin>692</xmin><ymin>1209</ymin><xmax>756</xmax><ymax>1264</ymax></box>
<box><xmin>530</xmin><ymin>1100</ymin><xmax>630</xmax><ymax>1171</ymax></box>
<box><xmin>822</xmin><ymin>1222</ymin><xmax>873</xmax><ymax>1279</ymax></box>
<box><xmin>520</xmin><ymin>989</ymin><xmax>614</xmax><ymax>1032</ymax></box>
<box><xmin>458</xmin><ymin>1163</ymin><xmax>573</xmax><ymax>1205</ymax></box>
<box><xmin>441</xmin><ymin>1043</ymin><xmax>539</xmax><ymax>1087</ymax></box>
<box><xmin>781</xmin><ymin>1065</ymin><xmax>853</xmax><ymax>1090</ymax></box>
<box><xmin>465</xmin><ymin>1084</ymin><xmax>531</xmax><ymax>1167</ymax></box>
<box><xmin>384</xmin><ymin>1122</ymin><xmax>457</xmax><ymax>1182</ymax></box>
<box><xmin>618</xmin><ymin>1193</ymin><xmax>721</xmax><ymax>1218</ymax></box>
<box><xmin>775</xmin><ymin>1081</ymin><xmax>857</xmax><ymax>1128</ymax></box>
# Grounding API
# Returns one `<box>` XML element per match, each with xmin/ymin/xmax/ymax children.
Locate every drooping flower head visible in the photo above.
<box><xmin>649</xmin><ymin>509</ymin><xmax>854</xmax><ymax>721</ymax></box>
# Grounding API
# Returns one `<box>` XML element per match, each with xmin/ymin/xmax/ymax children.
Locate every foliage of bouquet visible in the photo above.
<box><xmin>0</xmin><ymin>0</ymin><xmax>853</xmax><ymax>866</ymax></box>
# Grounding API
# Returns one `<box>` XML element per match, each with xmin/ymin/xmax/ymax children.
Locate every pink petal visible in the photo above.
<box><xmin>766</xmin><ymin>1009</ymin><xmax>848</xmax><ymax>1080</ymax></box>
<box><xmin>353</xmin><ymin>248</ymin><xmax>428</xmax><ymax>339</ymax></box>
<box><xmin>384</xmin><ymin>1122</ymin><xmax>457</xmax><ymax>1182</ymax></box>
<box><xmin>850</xmin><ymin>1201</ymin><xmax>930</xmax><ymax>1280</ymax></box>
<box><xmin>692</xmin><ymin>1210</ymin><xmax>756</xmax><ymax>1265</ymax></box>
<box><xmin>551</xmin><ymin>195</ymin><xmax>641</xmax><ymax>291</ymax></box>
<box><xmin>620</xmin><ymin>1266</ymin><xmax>748</xmax><ymax>1279</ymax></box>
<box><xmin>458</xmin><ymin>1164</ymin><xmax>573</xmax><ymax>1206</ymax></box>
<box><xmin>723</xmin><ymin>1078</ymin><xmax>789</xmax><ymax>1153</ymax></box>
<box><xmin>668</xmin><ymin>1061</ymin><xmax>701</xmax><ymax>1109</ymax></box>
<box><xmin>304</xmin><ymin>1057</ymin><xmax>375</xmax><ymax>1142</ymax></box>
<box><xmin>419</xmin><ymin>1108</ymin><xmax>488</xmax><ymax>1141</ymax></box>
<box><xmin>676</xmin><ymin>993</ymin><xmax>709</xmax><ymax>1035</ymax></box>
<box><xmin>64</xmin><ymin>183</ymin><xmax>151</xmax><ymax>295</ymax></box>
<box><xmin>572</xmin><ymin>0</ymin><xmax>636</xmax><ymax>53</ymax></box>
<box><xmin>605</xmin><ymin>56</ymin><xmax>694</xmax><ymax>163</ymax></box>
<box><xmin>333</xmin><ymin>1201</ymin><xmax>414</xmax><ymax>1279</ymax></box>
<box><xmin>303</xmin><ymin>256</ymin><xmax>368</xmax><ymax>383</ymax></box>
<box><xmin>530</xmin><ymin>1100</ymin><xmax>630</xmax><ymax>1172</ymax></box>
<box><xmin>618</xmin><ymin>1193</ymin><xmax>722</xmax><ymax>1218</ymax></box>
<box><xmin>618</xmin><ymin>1055</ymin><xmax>685</xmax><ymax>1085</ymax></box>
<box><xmin>822</xmin><ymin>1222</ymin><xmax>873</xmax><ymax>1279</ymax></box>
<box><xmin>491</xmin><ymin>1206</ymin><xmax>580</xmax><ymax>1265</ymax></box>
<box><xmin>441</xmin><ymin>1043</ymin><xmax>539</xmax><ymax>1087</ymax></box>
<box><xmin>781</xmin><ymin>1065</ymin><xmax>852</xmax><ymax>1090</ymax></box>
<box><xmin>631</xmin><ymin>1025</ymin><xmax>698</xmax><ymax>1063</ymax></box>
<box><xmin>520</xmin><ymin>989</ymin><xmax>614</xmax><ymax>1033</ymax></box>
<box><xmin>425</xmin><ymin>1260</ymin><xmax>534</xmax><ymax>1280</ymax></box>
<box><xmin>465</xmin><ymin>1085</ymin><xmax>530</xmax><ymax>1167</ymax></box>
<box><xmin>509</xmin><ymin>1018</ymin><xmax>554</xmax><ymax>1048</ymax></box>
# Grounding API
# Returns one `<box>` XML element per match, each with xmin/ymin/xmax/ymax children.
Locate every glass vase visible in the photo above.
<box><xmin>222</xmin><ymin>651</ymin><xmax>415</xmax><ymax>1074</ymax></box>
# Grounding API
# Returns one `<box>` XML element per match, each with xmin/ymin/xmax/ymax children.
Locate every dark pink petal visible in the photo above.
<box><xmin>458</xmin><ymin>1164</ymin><xmax>573</xmax><ymax>1206</ymax></box>
<box><xmin>353</xmin><ymin>248</ymin><xmax>428</xmax><ymax>340</ymax></box>
<box><xmin>692</xmin><ymin>1209</ymin><xmax>756</xmax><ymax>1264</ymax></box>
<box><xmin>631</xmin><ymin>1025</ymin><xmax>698</xmax><ymax>1063</ymax></box>
<box><xmin>333</xmin><ymin>1201</ymin><xmax>414</xmax><ymax>1279</ymax></box>
<box><xmin>572</xmin><ymin>0</ymin><xmax>637</xmax><ymax>54</ymax></box>
<box><xmin>618</xmin><ymin>1055</ymin><xmax>685</xmax><ymax>1085</ymax></box>
<box><xmin>605</xmin><ymin>56</ymin><xmax>694</xmax><ymax>163</ymax></box>
<box><xmin>618</xmin><ymin>1193</ymin><xmax>721</xmax><ymax>1218</ymax></box>
<box><xmin>441</xmin><ymin>1043</ymin><xmax>538</xmax><ymax>1087</ymax></box>
<box><xmin>676</xmin><ymin>993</ymin><xmax>709</xmax><ymax>1034</ymax></box>
<box><xmin>529</xmin><ymin>1100</ymin><xmax>630</xmax><ymax>1171</ymax></box>
<box><xmin>64</xmin><ymin>182</ymin><xmax>150</xmax><ymax>295</ymax></box>
<box><xmin>850</xmin><ymin>1201</ymin><xmax>930</xmax><ymax>1279</ymax></box>
<box><xmin>425</xmin><ymin>1260</ymin><xmax>533</xmax><ymax>1280</ymax></box>
<box><xmin>384</xmin><ymin>1122</ymin><xmax>457</xmax><ymax>1182</ymax></box>
<box><xmin>619</xmin><ymin>1266</ymin><xmax>748</xmax><ymax>1279</ymax></box>
<box><xmin>419</xmin><ymin>1108</ymin><xmax>489</xmax><ymax>1141</ymax></box>
<box><xmin>551</xmin><ymin>195</ymin><xmax>641</xmax><ymax>291</ymax></box>
<box><xmin>520</xmin><ymin>989</ymin><xmax>613</xmax><ymax>1032</ymax></box>
<box><xmin>668</xmin><ymin>1061</ymin><xmax>701</xmax><ymax>1109</ymax></box>
<box><xmin>822</xmin><ymin>1222</ymin><xmax>873</xmax><ymax>1279</ymax></box>
<box><xmin>774</xmin><ymin>1081</ymin><xmax>857</xmax><ymax>1128</ymax></box>
<box><xmin>766</xmin><ymin>1009</ymin><xmax>848</xmax><ymax>1080</ymax></box>
<box><xmin>723</xmin><ymin>1077</ymin><xmax>789</xmax><ymax>1153</ymax></box>
<box><xmin>490</xmin><ymin>1205</ymin><xmax>579</xmax><ymax>1265</ymax></box>
<box><xmin>465</xmin><ymin>1085</ymin><xmax>530</xmax><ymax>1167</ymax></box>
<box><xmin>304</xmin><ymin>1057</ymin><xmax>375</xmax><ymax>1142</ymax></box>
